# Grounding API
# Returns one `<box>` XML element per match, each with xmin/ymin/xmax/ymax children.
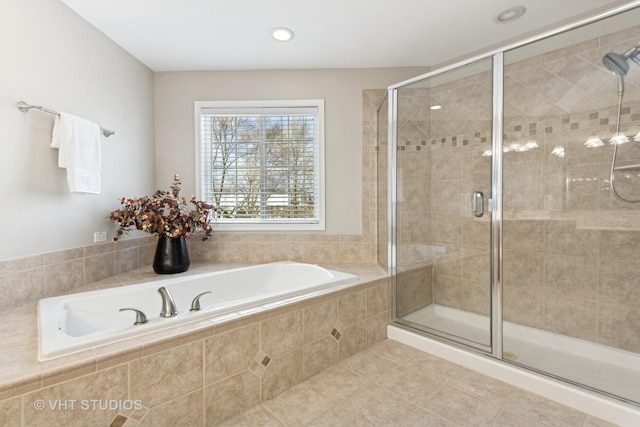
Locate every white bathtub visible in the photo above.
<box><xmin>38</xmin><ymin>262</ymin><xmax>357</xmax><ymax>360</ymax></box>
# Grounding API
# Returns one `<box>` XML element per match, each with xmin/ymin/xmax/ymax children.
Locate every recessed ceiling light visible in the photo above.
<box><xmin>430</xmin><ymin>105</ymin><xmax>442</xmax><ymax>110</ymax></box>
<box><xmin>495</xmin><ymin>6</ymin><xmax>526</xmax><ymax>23</ymax></box>
<box><xmin>270</xmin><ymin>27</ymin><xmax>294</xmax><ymax>42</ymax></box>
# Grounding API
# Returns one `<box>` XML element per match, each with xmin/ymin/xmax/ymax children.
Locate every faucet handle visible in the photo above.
<box><xmin>190</xmin><ymin>291</ymin><xmax>212</xmax><ymax>312</ymax></box>
<box><xmin>119</xmin><ymin>308</ymin><xmax>149</xmax><ymax>325</ymax></box>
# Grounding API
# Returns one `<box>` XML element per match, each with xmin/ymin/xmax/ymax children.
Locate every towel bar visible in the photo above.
<box><xmin>17</xmin><ymin>101</ymin><xmax>115</xmax><ymax>137</ymax></box>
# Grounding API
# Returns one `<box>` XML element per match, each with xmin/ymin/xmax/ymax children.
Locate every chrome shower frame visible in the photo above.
<box><xmin>387</xmin><ymin>0</ymin><xmax>640</xmax><ymax>366</ymax></box>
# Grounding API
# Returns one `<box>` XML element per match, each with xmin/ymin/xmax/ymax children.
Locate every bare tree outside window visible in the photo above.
<box><xmin>199</xmin><ymin>106</ymin><xmax>321</xmax><ymax>225</ymax></box>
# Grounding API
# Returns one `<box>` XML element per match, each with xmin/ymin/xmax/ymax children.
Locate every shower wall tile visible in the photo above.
<box><xmin>597</xmin><ymin>210</ymin><xmax>640</xmax><ymax>231</ymax></box>
<box><xmin>544</xmin><ymin>220</ymin><xmax>598</xmax><ymax>257</ymax></box>
<box><xmin>598</xmin><ymin>302</ymin><xmax>640</xmax><ymax>353</ymax></box>
<box><xmin>433</xmin><ymin>275</ymin><xmax>461</xmax><ymax>309</ymax></box>
<box><xmin>565</xmin><ymin>165</ymin><xmax>600</xmax><ymax>211</ymax></box>
<box><xmin>460</xmin><ymin>279</ymin><xmax>490</xmax><ymax>316</ymax></box>
<box><xmin>561</xmin><ymin>134</ymin><xmax>599</xmax><ymax>166</ymax></box>
<box><xmin>392</xmin><ymin>23</ymin><xmax>640</xmax><ymax>358</ymax></box>
<box><xmin>598</xmin><ymin>257</ymin><xmax>640</xmax><ymax>305</ymax></box>
<box><xmin>462</xmin><ymin>144</ymin><xmax>491</xmax><ymax>189</ymax></box>
<box><xmin>503</xmin><ymin>220</ymin><xmax>544</xmax><ymax>253</ymax></box>
<box><xmin>433</xmin><ymin>255</ymin><xmax>462</xmax><ymax>278</ymax></box>
<box><xmin>544</xmin><ymin>292</ymin><xmax>598</xmax><ymax>342</ymax></box>
<box><xmin>599</xmin><ymin>229</ymin><xmax>640</xmax><ymax>261</ymax></box>
<box><xmin>461</xmin><ymin>249</ymin><xmax>489</xmax><ymax>284</ymax></box>
<box><xmin>395</xmin><ymin>265</ymin><xmax>432</xmax><ymax>317</ymax></box>
<box><xmin>431</xmin><ymin>180</ymin><xmax>462</xmax><ymax>214</ymax></box>
<box><xmin>430</xmin><ymin>214</ymin><xmax>462</xmax><ymax>250</ymax></box>
<box><xmin>462</xmin><ymin>219</ymin><xmax>489</xmax><ymax>250</ymax></box>
<box><xmin>503</xmin><ymin>169</ymin><xmax>541</xmax><ymax>211</ymax></box>
<box><xmin>503</xmin><ymin>251</ymin><xmax>543</xmax><ymax>290</ymax></box>
<box><xmin>397</xmin><ymin>150</ymin><xmax>431</xmax><ymax>182</ymax></box>
<box><xmin>503</xmin><ymin>286</ymin><xmax>544</xmax><ymax>329</ymax></box>
<box><xmin>431</xmin><ymin>147</ymin><xmax>462</xmax><ymax>181</ymax></box>
<box><xmin>544</xmin><ymin>253</ymin><xmax>597</xmax><ymax>300</ymax></box>
<box><xmin>397</xmin><ymin>212</ymin><xmax>431</xmax><ymax>243</ymax></box>
<box><xmin>398</xmin><ymin>179</ymin><xmax>431</xmax><ymax>212</ymax></box>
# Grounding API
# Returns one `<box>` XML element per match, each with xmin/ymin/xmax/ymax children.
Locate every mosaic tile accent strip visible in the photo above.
<box><xmin>249</xmin><ymin>350</ymin><xmax>271</xmax><ymax>377</ymax></box>
<box><xmin>331</xmin><ymin>320</ymin><xmax>346</xmax><ymax>341</ymax></box>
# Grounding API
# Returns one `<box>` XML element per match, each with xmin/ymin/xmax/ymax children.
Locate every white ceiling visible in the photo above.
<box><xmin>60</xmin><ymin>0</ymin><xmax>637</xmax><ymax>72</ymax></box>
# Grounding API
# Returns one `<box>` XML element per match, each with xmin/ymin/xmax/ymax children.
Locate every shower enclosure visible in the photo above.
<box><xmin>385</xmin><ymin>3</ymin><xmax>640</xmax><ymax>406</ymax></box>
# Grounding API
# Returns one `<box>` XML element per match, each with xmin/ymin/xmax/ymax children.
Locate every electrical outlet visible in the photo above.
<box><xmin>93</xmin><ymin>231</ymin><xmax>107</xmax><ymax>243</ymax></box>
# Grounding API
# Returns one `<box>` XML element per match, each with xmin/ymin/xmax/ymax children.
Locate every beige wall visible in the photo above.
<box><xmin>0</xmin><ymin>0</ymin><xmax>155</xmax><ymax>260</ymax></box>
<box><xmin>154</xmin><ymin>68</ymin><xmax>426</xmax><ymax>235</ymax></box>
<box><xmin>0</xmin><ymin>3</ymin><xmax>429</xmax><ymax>305</ymax></box>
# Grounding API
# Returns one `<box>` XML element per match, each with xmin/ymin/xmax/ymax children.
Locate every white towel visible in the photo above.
<box><xmin>51</xmin><ymin>112</ymin><xmax>101</xmax><ymax>194</ymax></box>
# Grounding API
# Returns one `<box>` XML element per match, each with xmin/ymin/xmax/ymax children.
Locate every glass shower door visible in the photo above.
<box><xmin>502</xmin><ymin>7</ymin><xmax>640</xmax><ymax>404</ymax></box>
<box><xmin>392</xmin><ymin>58</ymin><xmax>495</xmax><ymax>351</ymax></box>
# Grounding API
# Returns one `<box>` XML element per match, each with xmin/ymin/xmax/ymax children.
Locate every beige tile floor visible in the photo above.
<box><xmin>218</xmin><ymin>339</ymin><xmax>620</xmax><ymax>427</ymax></box>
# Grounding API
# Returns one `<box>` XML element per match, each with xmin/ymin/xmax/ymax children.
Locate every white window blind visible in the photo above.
<box><xmin>195</xmin><ymin>100</ymin><xmax>325</xmax><ymax>230</ymax></box>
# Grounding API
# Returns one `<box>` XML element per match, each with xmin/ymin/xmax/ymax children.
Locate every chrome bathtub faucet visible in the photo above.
<box><xmin>158</xmin><ymin>287</ymin><xmax>178</xmax><ymax>317</ymax></box>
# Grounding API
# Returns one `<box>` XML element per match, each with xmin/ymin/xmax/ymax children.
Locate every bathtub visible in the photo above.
<box><xmin>38</xmin><ymin>262</ymin><xmax>357</xmax><ymax>360</ymax></box>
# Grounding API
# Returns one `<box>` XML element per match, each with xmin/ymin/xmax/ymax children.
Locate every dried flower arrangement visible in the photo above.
<box><xmin>109</xmin><ymin>174</ymin><xmax>214</xmax><ymax>241</ymax></box>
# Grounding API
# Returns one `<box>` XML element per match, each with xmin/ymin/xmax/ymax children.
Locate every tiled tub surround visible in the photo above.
<box><xmin>38</xmin><ymin>262</ymin><xmax>358</xmax><ymax>360</ymax></box>
<box><xmin>0</xmin><ymin>263</ymin><xmax>389</xmax><ymax>426</ymax></box>
<box><xmin>394</xmin><ymin>24</ymin><xmax>640</xmax><ymax>355</ymax></box>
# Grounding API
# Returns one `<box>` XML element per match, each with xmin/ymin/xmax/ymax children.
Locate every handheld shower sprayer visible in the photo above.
<box><xmin>601</xmin><ymin>42</ymin><xmax>640</xmax><ymax>203</ymax></box>
<box><xmin>603</xmin><ymin>43</ymin><xmax>640</xmax><ymax>76</ymax></box>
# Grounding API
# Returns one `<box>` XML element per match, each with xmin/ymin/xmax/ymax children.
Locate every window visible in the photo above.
<box><xmin>195</xmin><ymin>100</ymin><xmax>325</xmax><ymax>230</ymax></box>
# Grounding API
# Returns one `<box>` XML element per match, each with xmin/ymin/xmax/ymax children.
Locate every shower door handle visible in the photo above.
<box><xmin>473</xmin><ymin>191</ymin><xmax>484</xmax><ymax>217</ymax></box>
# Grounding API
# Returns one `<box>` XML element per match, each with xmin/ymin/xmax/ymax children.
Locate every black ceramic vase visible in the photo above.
<box><xmin>153</xmin><ymin>235</ymin><xmax>190</xmax><ymax>274</ymax></box>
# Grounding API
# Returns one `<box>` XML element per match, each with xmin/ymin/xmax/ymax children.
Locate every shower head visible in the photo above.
<box><xmin>603</xmin><ymin>52</ymin><xmax>630</xmax><ymax>75</ymax></box>
<box><xmin>602</xmin><ymin>44</ymin><xmax>640</xmax><ymax>76</ymax></box>
<box><xmin>602</xmin><ymin>43</ymin><xmax>640</xmax><ymax>96</ymax></box>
